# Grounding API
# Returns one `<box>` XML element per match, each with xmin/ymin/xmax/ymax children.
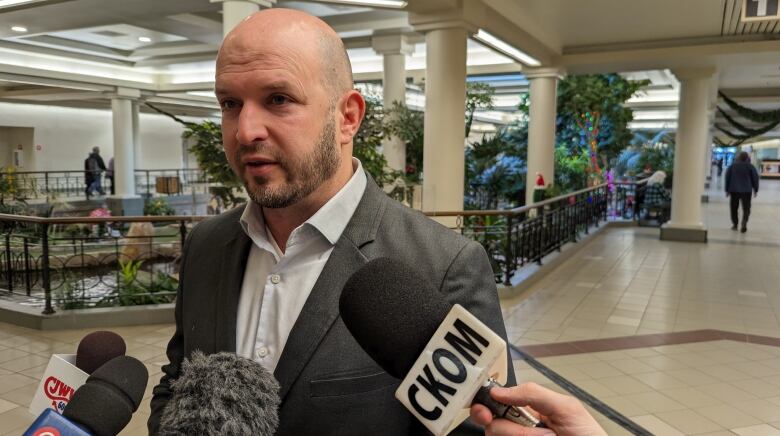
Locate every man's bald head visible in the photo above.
<box><xmin>217</xmin><ymin>8</ymin><xmax>353</xmax><ymax>103</ymax></box>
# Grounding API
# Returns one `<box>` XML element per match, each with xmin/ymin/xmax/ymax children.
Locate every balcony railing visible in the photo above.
<box><xmin>424</xmin><ymin>178</ymin><xmax>648</xmax><ymax>285</ymax></box>
<box><xmin>0</xmin><ymin>214</ymin><xmax>206</xmax><ymax>314</ymax></box>
<box><xmin>7</xmin><ymin>168</ymin><xmax>210</xmax><ymax>201</ymax></box>
<box><xmin>0</xmin><ymin>178</ymin><xmax>647</xmax><ymax>314</ymax></box>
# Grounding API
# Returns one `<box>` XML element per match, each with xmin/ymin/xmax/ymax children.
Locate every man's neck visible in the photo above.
<box><xmin>262</xmin><ymin>162</ymin><xmax>354</xmax><ymax>253</ymax></box>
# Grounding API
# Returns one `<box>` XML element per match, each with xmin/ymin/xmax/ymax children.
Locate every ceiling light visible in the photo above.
<box><xmin>308</xmin><ymin>0</ymin><xmax>406</xmax><ymax>8</ymax></box>
<box><xmin>138</xmin><ymin>36</ymin><xmax>151</xmax><ymax>43</ymax></box>
<box><xmin>11</xmin><ymin>26</ymin><xmax>27</xmax><ymax>32</ymax></box>
<box><xmin>473</xmin><ymin>29</ymin><xmax>541</xmax><ymax>67</ymax></box>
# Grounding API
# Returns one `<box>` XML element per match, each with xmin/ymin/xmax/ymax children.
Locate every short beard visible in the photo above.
<box><xmin>236</xmin><ymin>118</ymin><xmax>340</xmax><ymax>209</ymax></box>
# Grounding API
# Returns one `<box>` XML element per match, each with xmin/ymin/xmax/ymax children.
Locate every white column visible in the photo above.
<box><xmin>372</xmin><ymin>35</ymin><xmax>414</xmax><ymax>173</ymax></box>
<box><xmin>132</xmin><ymin>101</ymin><xmax>142</xmax><ymax>169</ymax></box>
<box><xmin>419</xmin><ymin>26</ymin><xmax>469</xmax><ymax>214</ymax></box>
<box><xmin>524</xmin><ymin>68</ymin><xmax>562</xmax><ymax>205</ymax></box>
<box><xmin>661</xmin><ymin>67</ymin><xmax>716</xmax><ymax>242</ymax></box>
<box><xmin>211</xmin><ymin>0</ymin><xmax>275</xmax><ymax>36</ymax></box>
<box><xmin>111</xmin><ymin>97</ymin><xmax>136</xmax><ymax>198</ymax></box>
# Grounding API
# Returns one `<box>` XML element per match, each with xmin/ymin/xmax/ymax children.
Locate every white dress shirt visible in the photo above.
<box><xmin>236</xmin><ymin>159</ymin><xmax>367</xmax><ymax>372</ymax></box>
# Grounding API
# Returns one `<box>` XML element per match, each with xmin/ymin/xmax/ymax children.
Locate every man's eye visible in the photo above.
<box><xmin>270</xmin><ymin>95</ymin><xmax>289</xmax><ymax>105</ymax></box>
<box><xmin>220</xmin><ymin>100</ymin><xmax>239</xmax><ymax>110</ymax></box>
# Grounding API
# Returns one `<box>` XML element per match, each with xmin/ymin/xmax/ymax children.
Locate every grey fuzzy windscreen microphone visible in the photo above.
<box><xmin>158</xmin><ymin>351</ymin><xmax>280</xmax><ymax>436</ymax></box>
<box><xmin>339</xmin><ymin>257</ymin><xmax>452</xmax><ymax>378</ymax></box>
<box><xmin>63</xmin><ymin>355</ymin><xmax>149</xmax><ymax>436</ymax></box>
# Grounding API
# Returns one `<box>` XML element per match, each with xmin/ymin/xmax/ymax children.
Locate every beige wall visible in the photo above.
<box><xmin>0</xmin><ymin>102</ymin><xmax>194</xmax><ymax>172</ymax></box>
<box><xmin>0</xmin><ymin>126</ymin><xmax>34</xmax><ymax>169</ymax></box>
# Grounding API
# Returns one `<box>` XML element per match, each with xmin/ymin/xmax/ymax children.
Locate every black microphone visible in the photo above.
<box><xmin>63</xmin><ymin>355</ymin><xmax>148</xmax><ymax>436</ymax></box>
<box><xmin>76</xmin><ymin>331</ymin><xmax>127</xmax><ymax>374</ymax></box>
<box><xmin>339</xmin><ymin>257</ymin><xmax>542</xmax><ymax>436</ymax></box>
<box><xmin>157</xmin><ymin>351</ymin><xmax>280</xmax><ymax>436</ymax></box>
<box><xmin>24</xmin><ymin>355</ymin><xmax>148</xmax><ymax>436</ymax></box>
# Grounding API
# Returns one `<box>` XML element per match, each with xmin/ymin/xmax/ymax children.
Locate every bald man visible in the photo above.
<box><xmin>149</xmin><ymin>9</ymin><xmax>513</xmax><ymax>435</ymax></box>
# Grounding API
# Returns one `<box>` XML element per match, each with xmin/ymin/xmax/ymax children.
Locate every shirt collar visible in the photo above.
<box><xmin>239</xmin><ymin>158</ymin><xmax>367</xmax><ymax>248</ymax></box>
<box><xmin>306</xmin><ymin>158</ymin><xmax>367</xmax><ymax>244</ymax></box>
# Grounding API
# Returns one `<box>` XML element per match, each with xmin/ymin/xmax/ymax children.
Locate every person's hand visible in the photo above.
<box><xmin>754</xmin><ymin>192</ymin><xmax>758</xmax><ymax>198</ymax></box>
<box><xmin>725</xmin><ymin>192</ymin><xmax>730</xmax><ymax>197</ymax></box>
<box><xmin>470</xmin><ymin>383</ymin><xmax>607</xmax><ymax>436</ymax></box>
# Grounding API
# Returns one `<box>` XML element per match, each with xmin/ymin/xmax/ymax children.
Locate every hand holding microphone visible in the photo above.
<box><xmin>470</xmin><ymin>383</ymin><xmax>606</xmax><ymax>436</ymax></box>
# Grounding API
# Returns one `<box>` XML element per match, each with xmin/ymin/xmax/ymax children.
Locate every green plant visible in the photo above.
<box><xmin>465</xmin><ymin>82</ymin><xmax>496</xmax><ymax>137</ymax></box>
<box><xmin>147</xmin><ymin>271</ymin><xmax>178</xmax><ymax>296</ymax></box>
<box><xmin>465</xmin><ymin>133</ymin><xmax>525</xmax><ymax>209</ymax></box>
<box><xmin>145</xmin><ymin>103</ymin><xmax>245</xmax><ymax>209</ymax></box>
<box><xmin>115</xmin><ymin>260</ymin><xmax>176</xmax><ymax>306</ymax></box>
<box><xmin>144</xmin><ymin>198</ymin><xmax>176</xmax><ymax>216</ymax></box>
<box><xmin>352</xmin><ymin>96</ymin><xmax>401</xmax><ymax>186</ymax></box>
<box><xmin>544</xmin><ymin>183</ymin><xmax>563</xmax><ymax>199</ymax></box>
<box><xmin>556</xmin><ymin>74</ymin><xmax>649</xmax><ymax>181</ymax></box>
<box><xmin>0</xmin><ymin>166</ymin><xmax>21</xmax><ymax>204</ymax></box>
<box><xmin>54</xmin><ymin>272</ymin><xmax>88</xmax><ymax>310</ymax></box>
<box><xmin>462</xmin><ymin>214</ymin><xmax>508</xmax><ymax>277</ymax></box>
<box><xmin>554</xmin><ymin>146</ymin><xmax>589</xmax><ymax>193</ymax></box>
<box><xmin>63</xmin><ymin>224</ymin><xmax>89</xmax><ymax>238</ymax></box>
<box><xmin>117</xmin><ymin>259</ymin><xmax>145</xmax><ymax>306</ymax></box>
<box><xmin>384</xmin><ymin>101</ymin><xmax>424</xmax><ymax>184</ymax></box>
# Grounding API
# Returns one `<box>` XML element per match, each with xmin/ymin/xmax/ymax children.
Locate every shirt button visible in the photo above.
<box><xmin>256</xmin><ymin>347</ymin><xmax>269</xmax><ymax>358</ymax></box>
<box><xmin>270</xmin><ymin>274</ymin><xmax>281</xmax><ymax>284</ymax></box>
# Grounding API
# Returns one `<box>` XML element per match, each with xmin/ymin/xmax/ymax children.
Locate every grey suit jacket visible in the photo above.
<box><xmin>148</xmin><ymin>176</ymin><xmax>515</xmax><ymax>435</ymax></box>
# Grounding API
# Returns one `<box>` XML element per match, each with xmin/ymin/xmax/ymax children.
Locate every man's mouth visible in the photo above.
<box><xmin>241</xmin><ymin>156</ymin><xmax>280</xmax><ymax>177</ymax></box>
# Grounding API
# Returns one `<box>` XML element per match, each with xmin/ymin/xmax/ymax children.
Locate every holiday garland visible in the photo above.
<box><xmin>719</xmin><ymin>91</ymin><xmax>780</xmax><ymax>123</ymax></box>
<box><xmin>716</xmin><ymin>91</ymin><xmax>780</xmax><ymax>143</ymax></box>
<box><xmin>716</xmin><ymin>107</ymin><xmax>780</xmax><ymax>138</ymax></box>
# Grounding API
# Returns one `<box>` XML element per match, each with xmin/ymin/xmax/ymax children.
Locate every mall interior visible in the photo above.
<box><xmin>1</xmin><ymin>0</ymin><xmax>780</xmax><ymax>435</ymax></box>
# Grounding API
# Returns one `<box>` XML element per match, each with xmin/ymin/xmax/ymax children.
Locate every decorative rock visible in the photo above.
<box><xmin>119</xmin><ymin>222</ymin><xmax>155</xmax><ymax>262</ymax></box>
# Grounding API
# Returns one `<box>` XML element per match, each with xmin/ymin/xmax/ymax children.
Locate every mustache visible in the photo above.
<box><xmin>235</xmin><ymin>143</ymin><xmax>283</xmax><ymax>162</ymax></box>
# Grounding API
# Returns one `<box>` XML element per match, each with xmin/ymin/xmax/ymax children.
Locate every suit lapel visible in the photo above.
<box><xmin>274</xmin><ymin>176</ymin><xmax>387</xmax><ymax>401</ymax></box>
<box><xmin>215</xmin><ymin>219</ymin><xmax>252</xmax><ymax>353</ymax></box>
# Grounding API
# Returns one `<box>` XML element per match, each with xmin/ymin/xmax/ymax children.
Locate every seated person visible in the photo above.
<box><xmin>643</xmin><ymin>171</ymin><xmax>671</xmax><ymax>222</ymax></box>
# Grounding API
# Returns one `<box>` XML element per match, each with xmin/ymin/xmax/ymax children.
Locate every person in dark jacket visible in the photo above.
<box><xmin>84</xmin><ymin>146</ymin><xmax>107</xmax><ymax>199</ymax></box>
<box><xmin>725</xmin><ymin>151</ymin><xmax>759</xmax><ymax>233</ymax></box>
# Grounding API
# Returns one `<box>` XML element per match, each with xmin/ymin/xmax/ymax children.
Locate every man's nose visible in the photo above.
<box><xmin>236</xmin><ymin>103</ymin><xmax>270</xmax><ymax>145</ymax></box>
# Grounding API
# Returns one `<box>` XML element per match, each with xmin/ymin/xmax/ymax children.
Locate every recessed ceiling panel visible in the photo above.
<box><xmin>47</xmin><ymin>23</ymin><xmax>186</xmax><ymax>51</ymax></box>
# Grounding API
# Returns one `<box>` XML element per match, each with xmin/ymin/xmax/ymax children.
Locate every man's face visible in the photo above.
<box><xmin>215</xmin><ymin>39</ymin><xmax>341</xmax><ymax>208</ymax></box>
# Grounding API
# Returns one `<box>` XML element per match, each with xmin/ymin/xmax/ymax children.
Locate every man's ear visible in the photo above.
<box><xmin>337</xmin><ymin>90</ymin><xmax>366</xmax><ymax>145</ymax></box>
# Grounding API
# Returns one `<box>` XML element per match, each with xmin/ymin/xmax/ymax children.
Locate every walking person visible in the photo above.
<box><xmin>84</xmin><ymin>146</ymin><xmax>107</xmax><ymax>199</ymax></box>
<box><xmin>725</xmin><ymin>151</ymin><xmax>759</xmax><ymax>233</ymax></box>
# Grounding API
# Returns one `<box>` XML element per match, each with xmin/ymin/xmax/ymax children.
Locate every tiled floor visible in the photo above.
<box><xmin>516</xmin><ymin>340</ymin><xmax>780</xmax><ymax>435</ymax></box>
<box><xmin>502</xmin><ymin>178</ymin><xmax>780</xmax><ymax>435</ymax></box>
<box><xmin>503</xmin><ymin>179</ymin><xmax>780</xmax><ymax>346</ymax></box>
<box><xmin>0</xmin><ymin>178</ymin><xmax>777</xmax><ymax>435</ymax></box>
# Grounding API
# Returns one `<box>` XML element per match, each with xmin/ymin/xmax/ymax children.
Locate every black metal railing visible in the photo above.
<box><xmin>6</xmin><ymin>168</ymin><xmax>209</xmax><ymax>201</ymax></box>
<box><xmin>424</xmin><ymin>179</ymin><xmax>647</xmax><ymax>285</ymax></box>
<box><xmin>0</xmin><ymin>178</ymin><xmax>647</xmax><ymax>314</ymax></box>
<box><xmin>0</xmin><ymin>214</ymin><xmax>206</xmax><ymax>314</ymax></box>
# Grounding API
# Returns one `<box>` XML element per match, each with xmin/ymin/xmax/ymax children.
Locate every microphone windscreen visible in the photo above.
<box><xmin>63</xmin><ymin>355</ymin><xmax>149</xmax><ymax>436</ymax></box>
<box><xmin>339</xmin><ymin>257</ymin><xmax>452</xmax><ymax>379</ymax></box>
<box><xmin>158</xmin><ymin>351</ymin><xmax>280</xmax><ymax>436</ymax></box>
<box><xmin>75</xmin><ymin>330</ymin><xmax>126</xmax><ymax>374</ymax></box>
